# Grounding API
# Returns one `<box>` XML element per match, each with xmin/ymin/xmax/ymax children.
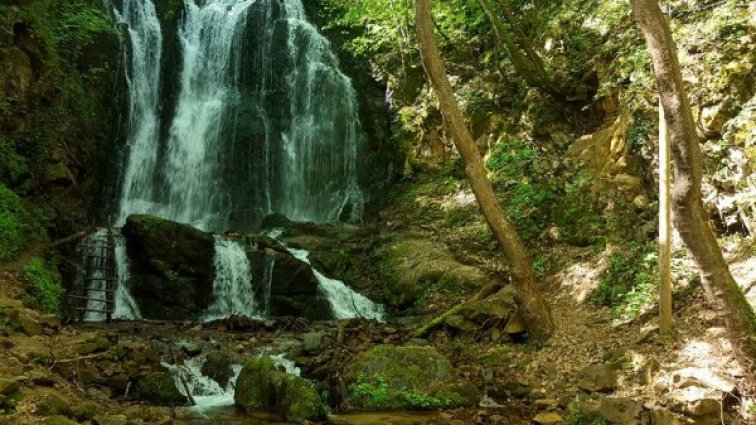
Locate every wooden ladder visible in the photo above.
<box><xmin>69</xmin><ymin>228</ymin><xmax>117</xmax><ymax>322</ymax></box>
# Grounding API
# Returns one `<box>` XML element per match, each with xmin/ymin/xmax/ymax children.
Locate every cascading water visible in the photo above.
<box><xmin>204</xmin><ymin>237</ymin><xmax>259</xmax><ymax>321</ymax></box>
<box><xmin>79</xmin><ymin>229</ymin><xmax>141</xmax><ymax>322</ymax></box>
<box><xmin>114</xmin><ymin>0</ymin><xmax>365</xmax><ymax>230</ymax></box>
<box><xmin>113</xmin><ymin>0</ymin><xmax>164</xmax><ymax>225</ymax></box>
<box><xmin>165</xmin><ymin>358</ymin><xmax>243</xmax><ymax>410</ymax></box>
<box><xmin>101</xmin><ymin>0</ymin><xmax>370</xmax><ymax>321</ymax></box>
<box><xmin>286</xmin><ymin>247</ymin><xmax>385</xmax><ymax>321</ymax></box>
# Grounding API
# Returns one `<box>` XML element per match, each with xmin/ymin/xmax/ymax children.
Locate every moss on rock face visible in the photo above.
<box><xmin>234</xmin><ymin>356</ymin><xmax>327</xmax><ymax>422</ymax></box>
<box><xmin>345</xmin><ymin>345</ymin><xmax>480</xmax><ymax>410</ymax></box>
<box><xmin>133</xmin><ymin>372</ymin><xmax>187</xmax><ymax>405</ymax></box>
<box><xmin>0</xmin><ymin>183</ymin><xmax>46</xmax><ymax>261</ymax></box>
<box><xmin>378</xmin><ymin>236</ymin><xmax>488</xmax><ymax>310</ymax></box>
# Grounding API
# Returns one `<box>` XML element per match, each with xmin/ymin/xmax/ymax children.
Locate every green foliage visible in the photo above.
<box><xmin>591</xmin><ymin>242</ymin><xmax>658</xmax><ymax>319</ymax></box>
<box><xmin>60</xmin><ymin>2</ymin><xmax>116</xmax><ymax>54</ymax></box>
<box><xmin>0</xmin><ymin>183</ymin><xmax>46</xmax><ymax>261</ymax></box>
<box><xmin>348</xmin><ymin>374</ymin><xmax>391</xmax><ymax>408</ymax></box>
<box><xmin>23</xmin><ymin>257</ymin><xmax>65</xmax><ymax>315</ymax></box>
<box><xmin>487</xmin><ymin>138</ymin><xmax>557</xmax><ymax>241</ymax></box>
<box><xmin>0</xmin><ymin>138</ymin><xmax>30</xmax><ymax>185</ymax></box>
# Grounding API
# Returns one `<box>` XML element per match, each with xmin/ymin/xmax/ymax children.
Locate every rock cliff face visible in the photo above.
<box><xmin>0</xmin><ymin>1</ymin><xmax>124</xmax><ymax>240</ymax></box>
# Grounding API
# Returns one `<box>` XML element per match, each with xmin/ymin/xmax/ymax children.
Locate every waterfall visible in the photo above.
<box><xmin>286</xmin><ymin>247</ymin><xmax>385</xmax><ymax>321</ymax></box>
<box><xmin>113</xmin><ymin>0</ymin><xmax>164</xmax><ymax>225</ymax></box>
<box><xmin>114</xmin><ymin>0</ymin><xmax>365</xmax><ymax>230</ymax></box>
<box><xmin>111</xmin><ymin>236</ymin><xmax>141</xmax><ymax>320</ymax></box>
<box><xmin>165</xmin><ymin>358</ymin><xmax>243</xmax><ymax>410</ymax></box>
<box><xmin>159</xmin><ymin>0</ymin><xmax>255</xmax><ymax>230</ymax></box>
<box><xmin>103</xmin><ymin>0</ymin><xmax>368</xmax><ymax>321</ymax></box>
<box><xmin>260</xmin><ymin>255</ymin><xmax>275</xmax><ymax>317</ymax></box>
<box><xmin>80</xmin><ymin>229</ymin><xmax>141</xmax><ymax>322</ymax></box>
<box><xmin>204</xmin><ymin>236</ymin><xmax>260</xmax><ymax>321</ymax></box>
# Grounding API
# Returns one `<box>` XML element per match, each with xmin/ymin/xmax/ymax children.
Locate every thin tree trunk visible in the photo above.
<box><xmin>631</xmin><ymin>0</ymin><xmax>756</xmax><ymax>358</ymax></box>
<box><xmin>415</xmin><ymin>0</ymin><xmax>554</xmax><ymax>342</ymax></box>
<box><xmin>476</xmin><ymin>0</ymin><xmax>562</xmax><ymax>98</ymax></box>
<box><xmin>658</xmin><ymin>98</ymin><xmax>672</xmax><ymax>336</ymax></box>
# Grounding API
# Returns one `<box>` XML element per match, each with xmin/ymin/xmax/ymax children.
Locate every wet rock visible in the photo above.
<box><xmin>598</xmin><ymin>396</ymin><xmax>643</xmax><ymax>425</ymax></box>
<box><xmin>176</xmin><ymin>341</ymin><xmax>201</xmax><ymax>356</ymax></box>
<box><xmin>122</xmin><ymin>214</ymin><xmax>215</xmax><ymax>320</ymax></box>
<box><xmin>17</xmin><ymin>314</ymin><xmax>42</xmax><ymax>336</ymax></box>
<box><xmin>301</xmin><ymin>331</ymin><xmax>324</xmax><ymax>353</ymax></box>
<box><xmin>47</xmin><ymin>416</ymin><xmax>79</xmax><ymax>425</ymax></box>
<box><xmin>578</xmin><ymin>364</ymin><xmax>617</xmax><ymax>393</ymax></box>
<box><xmin>132</xmin><ymin>372</ymin><xmax>187</xmax><ymax>405</ymax></box>
<box><xmin>72</xmin><ymin>401</ymin><xmax>100</xmax><ymax>421</ymax></box>
<box><xmin>93</xmin><ymin>415</ymin><xmax>128</xmax><ymax>425</ymax></box>
<box><xmin>345</xmin><ymin>345</ymin><xmax>480</xmax><ymax>410</ymax></box>
<box><xmin>0</xmin><ymin>378</ymin><xmax>20</xmax><ymax>396</ymax></box>
<box><xmin>533</xmin><ymin>412</ymin><xmax>564</xmax><ymax>424</ymax></box>
<box><xmin>75</xmin><ymin>334</ymin><xmax>110</xmax><ymax>355</ymax></box>
<box><xmin>201</xmin><ymin>352</ymin><xmax>234</xmax><ymax>388</ymax></box>
<box><xmin>36</xmin><ymin>390</ymin><xmax>71</xmax><ymax>417</ymax></box>
<box><xmin>234</xmin><ymin>356</ymin><xmax>327</xmax><ymax>422</ymax></box>
<box><xmin>247</xmin><ymin>247</ymin><xmax>331</xmax><ymax>320</ymax></box>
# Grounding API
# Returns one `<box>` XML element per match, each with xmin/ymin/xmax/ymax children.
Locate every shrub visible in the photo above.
<box><xmin>23</xmin><ymin>257</ymin><xmax>65</xmax><ymax>315</ymax></box>
<box><xmin>0</xmin><ymin>183</ymin><xmax>46</xmax><ymax>261</ymax></box>
<box><xmin>591</xmin><ymin>242</ymin><xmax>658</xmax><ymax>319</ymax></box>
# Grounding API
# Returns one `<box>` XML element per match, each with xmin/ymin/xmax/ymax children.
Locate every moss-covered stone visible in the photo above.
<box><xmin>132</xmin><ymin>372</ymin><xmax>187</xmax><ymax>405</ymax></box>
<box><xmin>234</xmin><ymin>356</ymin><xmax>327</xmax><ymax>422</ymax></box>
<box><xmin>379</xmin><ymin>236</ymin><xmax>488</xmax><ymax>309</ymax></box>
<box><xmin>345</xmin><ymin>345</ymin><xmax>480</xmax><ymax>410</ymax></box>
<box><xmin>35</xmin><ymin>390</ymin><xmax>71</xmax><ymax>417</ymax></box>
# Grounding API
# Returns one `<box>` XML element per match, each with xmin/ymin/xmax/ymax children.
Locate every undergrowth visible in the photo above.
<box><xmin>23</xmin><ymin>257</ymin><xmax>64</xmax><ymax>315</ymax></box>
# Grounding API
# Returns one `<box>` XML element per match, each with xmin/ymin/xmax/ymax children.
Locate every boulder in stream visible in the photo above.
<box><xmin>234</xmin><ymin>356</ymin><xmax>327</xmax><ymax>422</ymax></box>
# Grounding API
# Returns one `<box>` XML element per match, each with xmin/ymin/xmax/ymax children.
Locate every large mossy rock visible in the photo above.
<box><xmin>345</xmin><ymin>345</ymin><xmax>480</xmax><ymax>410</ymax></box>
<box><xmin>132</xmin><ymin>372</ymin><xmax>187</xmax><ymax>405</ymax></box>
<box><xmin>122</xmin><ymin>214</ymin><xmax>214</xmax><ymax>320</ymax></box>
<box><xmin>234</xmin><ymin>356</ymin><xmax>327</xmax><ymax>422</ymax></box>
<box><xmin>378</xmin><ymin>236</ymin><xmax>489</xmax><ymax>309</ymax></box>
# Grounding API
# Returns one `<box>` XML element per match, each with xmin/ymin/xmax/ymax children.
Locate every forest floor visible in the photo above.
<box><xmin>1</xmin><ymin>227</ymin><xmax>756</xmax><ymax>424</ymax></box>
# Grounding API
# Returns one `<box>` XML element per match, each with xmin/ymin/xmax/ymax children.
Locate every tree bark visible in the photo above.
<box><xmin>415</xmin><ymin>0</ymin><xmax>554</xmax><ymax>342</ymax></box>
<box><xmin>631</xmin><ymin>0</ymin><xmax>756</xmax><ymax>357</ymax></box>
<box><xmin>658</xmin><ymin>98</ymin><xmax>672</xmax><ymax>336</ymax></box>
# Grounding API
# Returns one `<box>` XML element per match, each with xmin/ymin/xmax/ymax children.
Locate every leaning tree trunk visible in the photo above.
<box><xmin>630</xmin><ymin>0</ymin><xmax>756</xmax><ymax>358</ymax></box>
<box><xmin>415</xmin><ymin>0</ymin><xmax>554</xmax><ymax>342</ymax></box>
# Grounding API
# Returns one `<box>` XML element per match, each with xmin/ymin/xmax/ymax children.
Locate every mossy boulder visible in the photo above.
<box><xmin>132</xmin><ymin>372</ymin><xmax>187</xmax><ymax>405</ymax></box>
<box><xmin>378</xmin><ymin>236</ymin><xmax>489</xmax><ymax>309</ymax></box>
<box><xmin>122</xmin><ymin>214</ymin><xmax>215</xmax><ymax>320</ymax></box>
<box><xmin>345</xmin><ymin>345</ymin><xmax>480</xmax><ymax>410</ymax></box>
<box><xmin>234</xmin><ymin>356</ymin><xmax>327</xmax><ymax>422</ymax></box>
<box><xmin>35</xmin><ymin>390</ymin><xmax>71</xmax><ymax>417</ymax></box>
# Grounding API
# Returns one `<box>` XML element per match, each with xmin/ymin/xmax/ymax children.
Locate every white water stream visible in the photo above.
<box><xmin>203</xmin><ymin>237</ymin><xmax>260</xmax><ymax>321</ymax></box>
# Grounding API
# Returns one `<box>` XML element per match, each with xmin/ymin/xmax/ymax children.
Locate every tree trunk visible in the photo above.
<box><xmin>415</xmin><ymin>0</ymin><xmax>554</xmax><ymax>342</ymax></box>
<box><xmin>631</xmin><ymin>0</ymin><xmax>756</xmax><ymax>357</ymax></box>
<box><xmin>658</xmin><ymin>98</ymin><xmax>672</xmax><ymax>336</ymax></box>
